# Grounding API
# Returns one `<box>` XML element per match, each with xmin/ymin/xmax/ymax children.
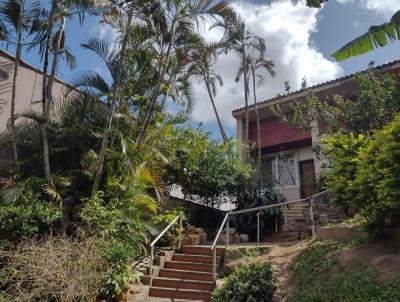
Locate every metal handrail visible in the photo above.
<box><xmin>149</xmin><ymin>214</ymin><xmax>182</xmax><ymax>276</ymax></box>
<box><xmin>210</xmin><ymin>212</ymin><xmax>229</xmax><ymax>283</ymax></box>
<box><xmin>209</xmin><ymin>189</ymin><xmax>331</xmax><ymax>282</ymax></box>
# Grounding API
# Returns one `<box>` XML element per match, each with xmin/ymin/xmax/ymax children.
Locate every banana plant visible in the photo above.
<box><xmin>305</xmin><ymin>0</ymin><xmax>400</xmax><ymax>61</ymax></box>
<box><xmin>332</xmin><ymin>10</ymin><xmax>400</xmax><ymax>61</ymax></box>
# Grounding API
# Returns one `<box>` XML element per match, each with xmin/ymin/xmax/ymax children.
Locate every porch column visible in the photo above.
<box><xmin>310</xmin><ymin>119</ymin><xmax>323</xmax><ymax>180</ymax></box>
<box><xmin>236</xmin><ymin>118</ymin><xmax>246</xmax><ymax>160</ymax></box>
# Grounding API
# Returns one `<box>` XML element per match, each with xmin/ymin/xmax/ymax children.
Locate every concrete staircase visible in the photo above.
<box><xmin>264</xmin><ymin>202</ymin><xmax>311</xmax><ymax>242</ymax></box>
<box><xmin>147</xmin><ymin>246</ymin><xmax>225</xmax><ymax>301</ymax></box>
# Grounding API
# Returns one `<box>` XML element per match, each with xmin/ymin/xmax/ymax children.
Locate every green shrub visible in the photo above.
<box><xmin>212</xmin><ymin>263</ymin><xmax>275</xmax><ymax>302</ymax></box>
<box><xmin>322</xmin><ymin>132</ymin><xmax>367</xmax><ymax>214</ymax></box>
<box><xmin>323</xmin><ymin>114</ymin><xmax>400</xmax><ymax>234</ymax></box>
<box><xmin>81</xmin><ymin>191</ymin><xmax>155</xmax><ymax>299</ymax></box>
<box><xmin>0</xmin><ymin>188</ymin><xmax>61</xmax><ymax>246</ymax></box>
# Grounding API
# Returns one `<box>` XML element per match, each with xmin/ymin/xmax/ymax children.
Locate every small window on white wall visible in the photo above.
<box><xmin>278</xmin><ymin>153</ymin><xmax>296</xmax><ymax>186</ymax></box>
<box><xmin>0</xmin><ymin>69</ymin><xmax>8</xmax><ymax>81</ymax></box>
<box><xmin>261</xmin><ymin>152</ymin><xmax>297</xmax><ymax>187</ymax></box>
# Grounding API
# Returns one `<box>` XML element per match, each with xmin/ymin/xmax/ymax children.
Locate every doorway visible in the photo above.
<box><xmin>299</xmin><ymin>160</ymin><xmax>316</xmax><ymax>198</ymax></box>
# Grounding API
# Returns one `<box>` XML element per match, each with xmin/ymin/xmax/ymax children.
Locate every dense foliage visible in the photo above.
<box><xmin>291</xmin><ymin>241</ymin><xmax>400</xmax><ymax>302</ymax></box>
<box><xmin>166</xmin><ymin>128</ymin><xmax>250</xmax><ymax>207</ymax></box>
<box><xmin>211</xmin><ymin>263</ymin><xmax>275</xmax><ymax>302</ymax></box>
<box><xmin>0</xmin><ymin>187</ymin><xmax>61</xmax><ymax>248</ymax></box>
<box><xmin>324</xmin><ymin>114</ymin><xmax>400</xmax><ymax>235</ymax></box>
<box><xmin>275</xmin><ymin>67</ymin><xmax>400</xmax><ymax>136</ymax></box>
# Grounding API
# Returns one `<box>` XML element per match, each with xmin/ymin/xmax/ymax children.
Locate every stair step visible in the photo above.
<box><xmin>159</xmin><ymin>268</ymin><xmax>213</xmax><ymax>282</ymax></box>
<box><xmin>172</xmin><ymin>254</ymin><xmax>219</xmax><ymax>264</ymax></box>
<box><xmin>152</xmin><ymin>277</ymin><xmax>214</xmax><ymax>291</ymax></box>
<box><xmin>149</xmin><ymin>286</ymin><xmax>211</xmax><ymax>301</ymax></box>
<box><xmin>165</xmin><ymin>261</ymin><xmax>213</xmax><ymax>273</ymax></box>
<box><xmin>181</xmin><ymin>246</ymin><xmax>224</xmax><ymax>257</ymax></box>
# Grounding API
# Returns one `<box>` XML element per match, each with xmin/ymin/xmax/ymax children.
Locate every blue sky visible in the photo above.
<box><xmin>3</xmin><ymin>0</ymin><xmax>400</xmax><ymax>140</ymax></box>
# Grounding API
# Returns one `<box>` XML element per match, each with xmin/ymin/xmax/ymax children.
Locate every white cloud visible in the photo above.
<box><xmin>190</xmin><ymin>0</ymin><xmax>342</xmax><ymax>127</ymax></box>
<box><xmin>90</xmin><ymin>22</ymin><xmax>118</xmax><ymax>41</ymax></box>
<box><xmin>336</xmin><ymin>0</ymin><xmax>400</xmax><ymax>18</ymax></box>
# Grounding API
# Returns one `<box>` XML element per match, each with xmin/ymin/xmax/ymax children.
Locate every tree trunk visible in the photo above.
<box><xmin>242</xmin><ymin>46</ymin><xmax>249</xmax><ymax>161</ymax></box>
<box><xmin>41</xmin><ymin>0</ymin><xmax>56</xmax><ymax>185</ymax></box>
<box><xmin>92</xmin><ymin>10</ymin><xmax>134</xmax><ymax>194</ymax></box>
<box><xmin>10</xmin><ymin>30</ymin><xmax>22</xmax><ymax>174</ymax></box>
<box><xmin>203</xmin><ymin>73</ymin><xmax>228</xmax><ymax>143</ymax></box>
<box><xmin>251</xmin><ymin>66</ymin><xmax>262</xmax><ymax>196</ymax></box>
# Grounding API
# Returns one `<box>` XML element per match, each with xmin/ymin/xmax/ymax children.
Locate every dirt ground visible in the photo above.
<box><xmin>224</xmin><ymin>240</ymin><xmax>400</xmax><ymax>302</ymax></box>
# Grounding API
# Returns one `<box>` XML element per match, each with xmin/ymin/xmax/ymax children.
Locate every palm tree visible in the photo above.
<box><xmin>0</xmin><ymin>0</ymin><xmax>42</xmax><ymax>173</ymax></box>
<box><xmin>135</xmin><ymin>0</ymin><xmax>233</xmax><ymax>147</ymax></box>
<box><xmin>215</xmin><ymin>14</ymin><xmax>265</xmax><ymax>160</ymax></box>
<box><xmin>249</xmin><ymin>55</ymin><xmax>275</xmax><ymax>192</ymax></box>
<box><xmin>187</xmin><ymin>39</ymin><xmax>228</xmax><ymax>142</ymax></box>
<box><xmin>38</xmin><ymin>0</ymin><xmax>114</xmax><ymax>185</ymax></box>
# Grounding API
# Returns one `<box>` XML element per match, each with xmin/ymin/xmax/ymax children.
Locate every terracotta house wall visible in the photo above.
<box><xmin>0</xmin><ymin>52</ymin><xmax>72</xmax><ymax>133</ymax></box>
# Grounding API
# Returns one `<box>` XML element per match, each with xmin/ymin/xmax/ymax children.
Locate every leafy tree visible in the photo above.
<box><xmin>166</xmin><ymin>128</ymin><xmax>250</xmax><ymax>208</ymax></box>
<box><xmin>0</xmin><ymin>0</ymin><xmax>42</xmax><ymax>173</ymax></box>
<box><xmin>274</xmin><ymin>66</ymin><xmax>400</xmax><ymax>136</ymax></box>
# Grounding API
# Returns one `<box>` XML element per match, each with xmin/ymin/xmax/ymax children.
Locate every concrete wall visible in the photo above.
<box><xmin>0</xmin><ymin>51</ymin><xmax>71</xmax><ymax>133</ymax></box>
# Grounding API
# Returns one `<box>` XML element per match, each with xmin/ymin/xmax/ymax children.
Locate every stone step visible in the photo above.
<box><xmin>165</xmin><ymin>261</ymin><xmax>213</xmax><ymax>273</ymax></box>
<box><xmin>159</xmin><ymin>268</ymin><xmax>213</xmax><ymax>282</ymax></box>
<box><xmin>172</xmin><ymin>253</ymin><xmax>219</xmax><ymax>265</ymax></box>
<box><xmin>152</xmin><ymin>277</ymin><xmax>214</xmax><ymax>291</ymax></box>
<box><xmin>181</xmin><ymin>246</ymin><xmax>224</xmax><ymax>257</ymax></box>
<box><xmin>149</xmin><ymin>286</ymin><xmax>211</xmax><ymax>301</ymax></box>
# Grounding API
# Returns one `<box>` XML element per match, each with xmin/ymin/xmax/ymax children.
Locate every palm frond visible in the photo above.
<box><xmin>71</xmin><ymin>71</ymin><xmax>110</xmax><ymax>95</ymax></box>
<box><xmin>80</xmin><ymin>37</ymin><xmax>120</xmax><ymax>79</ymax></box>
<box><xmin>306</xmin><ymin>0</ymin><xmax>328</xmax><ymax>8</ymax></box>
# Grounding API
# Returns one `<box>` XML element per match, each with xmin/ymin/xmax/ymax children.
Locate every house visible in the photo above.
<box><xmin>0</xmin><ymin>50</ymin><xmax>73</xmax><ymax>133</ymax></box>
<box><xmin>232</xmin><ymin>60</ymin><xmax>400</xmax><ymax>201</ymax></box>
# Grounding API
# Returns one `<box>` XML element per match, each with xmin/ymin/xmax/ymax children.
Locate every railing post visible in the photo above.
<box><xmin>226</xmin><ymin>215</ymin><xmax>230</xmax><ymax>247</ymax></box>
<box><xmin>149</xmin><ymin>245</ymin><xmax>154</xmax><ymax>276</ymax></box>
<box><xmin>256</xmin><ymin>212</ymin><xmax>260</xmax><ymax>243</ymax></box>
<box><xmin>309</xmin><ymin>198</ymin><xmax>316</xmax><ymax>239</ymax></box>
<box><xmin>212</xmin><ymin>247</ymin><xmax>217</xmax><ymax>283</ymax></box>
<box><xmin>284</xmin><ymin>206</ymin><xmax>287</xmax><ymax>227</ymax></box>
<box><xmin>178</xmin><ymin>215</ymin><xmax>183</xmax><ymax>250</ymax></box>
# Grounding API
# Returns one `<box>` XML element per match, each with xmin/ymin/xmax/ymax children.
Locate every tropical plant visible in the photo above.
<box><xmin>37</xmin><ymin>0</ymin><xmax>114</xmax><ymax>185</ymax></box>
<box><xmin>333</xmin><ymin>10</ymin><xmax>400</xmax><ymax>61</ymax></box>
<box><xmin>135</xmin><ymin>0</ymin><xmax>233</xmax><ymax>147</ymax></box>
<box><xmin>0</xmin><ymin>0</ymin><xmax>42</xmax><ymax>173</ymax></box>
<box><xmin>215</xmin><ymin>14</ymin><xmax>266</xmax><ymax>160</ymax></box>
<box><xmin>211</xmin><ymin>263</ymin><xmax>275</xmax><ymax>302</ymax></box>
<box><xmin>187</xmin><ymin>38</ymin><xmax>228</xmax><ymax>142</ymax></box>
<box><xmin>236</xmin><ymin>52</ymin><xmax>275</xmax><ymax>191</ymax></box>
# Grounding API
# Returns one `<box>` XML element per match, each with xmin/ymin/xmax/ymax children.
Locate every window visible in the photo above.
<box><xmin>261</xmin><ymin>152</ymin><xmax>297</xmax><ymax>187</ymax></box>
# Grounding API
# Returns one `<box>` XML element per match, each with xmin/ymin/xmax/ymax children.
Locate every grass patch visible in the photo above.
<box><xmin>290</xmin><ymin>241</ymin><xmax>400</xmax><ymax>302</ymax></box>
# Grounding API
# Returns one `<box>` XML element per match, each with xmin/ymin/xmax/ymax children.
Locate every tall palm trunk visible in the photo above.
<box><xmin>41</xmin><ymin>0</ymin><xmax>56</xmax><ymax>185</ymax></box>
<box><xmin>92</xmin><ymin>10</ymin><xmax>134</xmax><ymax>194</ymax></box>
<box><xmin>10</xmin><ymin>26</ymin><xmax>22</xmax><ymax>174</ymax></box>
<box><xmin>203</xmin><ymin>73</ymin><xmax>228</xmax><ymax>143</ymax></box>
<box><xmin>242</xmin><ymin>46</ymin><xmax>249</xmax><ymax>161</ymax></box>
<box><xmin>251</xmin><ymin>65</ymin><xmax>262</xmax><ymax>195</ymax></box>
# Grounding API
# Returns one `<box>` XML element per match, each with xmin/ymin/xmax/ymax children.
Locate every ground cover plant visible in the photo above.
<box><xmin>212</xmin><ymin>262</ymin><xmax>275</xmax><ymax>302</ymax></box>
<box><xmin>290</xmin><ymin>241</ymin><xmax>400</xmax><ymax>302</ymax></box>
